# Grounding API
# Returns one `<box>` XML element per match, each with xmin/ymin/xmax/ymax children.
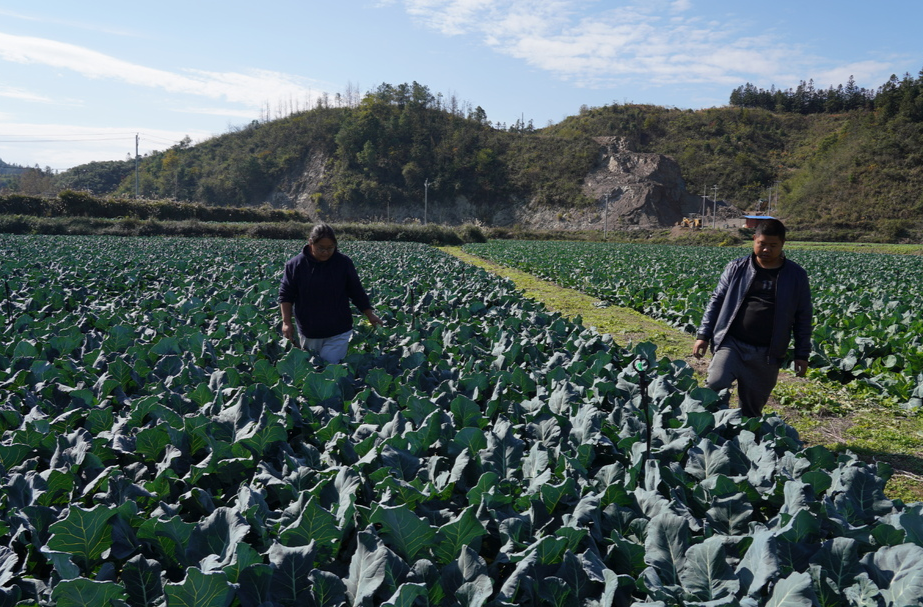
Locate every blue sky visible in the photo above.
<box><xmin>1</xmin><ymin>0</ymin><xmax>920</xmax><ymax>170</ymax></box>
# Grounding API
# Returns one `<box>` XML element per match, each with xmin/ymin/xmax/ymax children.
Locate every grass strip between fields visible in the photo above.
<box><xmin>443</xmin><ymin>245</ymin><xmax>923</xmax><ymax>503</ymax></box>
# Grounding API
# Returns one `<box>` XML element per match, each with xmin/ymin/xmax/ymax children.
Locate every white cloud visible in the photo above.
<box><xmin>813</xmin><ymin>61</ymin><xmax>893</xmax><ymax>91</ymax></box>
<box><xmin>0</xmin><ymin>32</ymin><xmax>329</xmax><ymax>110</ymax></box>
<box><xmin>0</xmin><ymin>85</ymin><xmax>52</xmax><ymax>103</ymax></box>
<box><xmin>397</xmin><ymin>0</ymin><xmax>866</xmax><ymax>92</ymax></box>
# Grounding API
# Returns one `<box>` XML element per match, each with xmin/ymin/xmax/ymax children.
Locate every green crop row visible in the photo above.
<box><xmin>0</xmin><ymin>235</ymin><xmax>921</xmax><ymax>607</ymax></box>
<box><xmin>463</xmin><ymin>241</ymin><xmax>923</xmax><ymax>408</ymax></box>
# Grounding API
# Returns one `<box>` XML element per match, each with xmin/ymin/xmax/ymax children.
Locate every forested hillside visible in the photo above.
<box><xmin>15</xmin><ymin>72</ymin><xmax>923</xmax><ymax>237</ymax></box>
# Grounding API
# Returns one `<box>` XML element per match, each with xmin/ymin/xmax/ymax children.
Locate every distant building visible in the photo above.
<box><xmin>743</xmin><ymin>215</ymin><xmax>775</xmax><ymax>229</ymax></box>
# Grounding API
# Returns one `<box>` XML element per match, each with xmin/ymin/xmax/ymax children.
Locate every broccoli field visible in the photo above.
<box><xmin>1</xmin><ymin>235</ymin><xmax>922</xmax><ymax>607</ymax></box>
<box><xmin>463</xmin><ymin>240</ymin><xmax>923</xmax><ymax>409</ymax></box>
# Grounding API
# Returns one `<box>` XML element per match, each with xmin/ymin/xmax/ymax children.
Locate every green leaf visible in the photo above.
<box><xmin>304</xmin><ymin>373</ymin><xmax>341</xmax><ymax>406</ymax></box>
<box><xmin>466</xmin><ymin>471</ymin><xmax>502</xmax><ymax>507</ymax></box>
<box><xmin>864</xmin><ymin>543</ymin><xmax>923</xmax><ymax>607</ymax></box>
<box><xmin>765</xmin><ymin>571</ymin><xmax>817</xmax><ymax>607</ymax></box>
<box><xmin>13</xmin><ymin>339</ymin><xmax>38</xmax><ymax>358</ymax></box>
<box><xmin>238</xmin><ymin>411</ymin><xmax>288</xmax><ymax>457</ymax></box>
<box><xmin>188</xmin><ymin>383</ymin><xmax>215</xmax><ymax>408</ymax></box>
<box><xmin>252</xmin><ymin>358</ymin><xmax>281</xmax><ymax>385</ymax></box>
<box><xmin>678</xmin><ymin>536</ymin><xmax>740</xmax><ymax>601</ymax></box>
<box><xmin>432</xmin><ymin>506</ymin><xmax>487</xmax><ymax>565</ymax></box>
<box><xmin>370</xmin><ymin>503</ymin><xmax>436</xmax><ymax>562</ymax></box>
<box><xmin>236</xmin><ymin>563</ymin><xmax>273</xmax><ymax>607</ymax></box>
<box><xmin>529</xmin><ymin>535</ymin><xmax>568</xmax><ymax>566</ymax></box>
<box><xmin>0</xmin><ymin>443</ymin><xmax>32</xmax><ymax>470</ymax></box>
<box><xmin>537</xmin><ymin>576</ymin><xmax>572</xmax><ymax>607</ymax></box>
<box><xmin>346</xmin><ymin>530</ymin><xmax>409</xmax><ymax>607</ymax></box>
<box><xmin>279</xmin><ymin>496</ymin><xmax>341</xmax><ymax>551</ymax></box>
<box><xmin>164</xmin><ymin>568</ymin><xmax>235</xmax><ymax>607</ymax></box>
<box><xmin>50</xmin><ymin>578</ymin><xmax>126</xmax><ymax>607</ymax></box>
<box><xmin>453</xmin><ymin>427</ymin><xmax>488</xmax><ymax>455</ymax></box>
<box><xmin>705</xmin><ymin>493</ymin><xmax>753</xmax><ymax>535</ymax></box>
<box><xmin>40</xmin><ymin>549</ymin><xmax>81</xmax><ymax>581</ymax></box>
<box><xmin>844</xmin><ymin>574</ymin><xmax>883</xmax><ymax>607</ymax></box>
<box><xmin>309</xmin><ymin>569</ymin><xmax>348</xmax><ymax>607</ymax></box>
<box><xmin>222</xmin><ymin>541</ymin><xmax>263</xmax><ymax>584</ymax></box>
<box><xmin>896</xmin><ymin>504</ymin><xmax>923</xmax><ymax>546</ymax></box>
<box><xmin>267</xmin><ymin>541</ymin><xmax>316</xmax><ymax>604</ymax></box>
<box><xmin>539</xmin><ymin>477</ymin><xmax>577</xmax><ymax>515</ymax></box>
<box><xmin>276</xmin><ymin>348</ymin><xmax>313</xmax><ymax>385</ymax></box>
<box><xmin>47</xmin><ymin>504</ymin><xmax>117</xmax><ymax>573</ymax></box>
<box><xmin>778</xmin><ymin>509</ymin><xmax>821</xmax><ymax>544</ymax></box>
<box><xmin>135</xmin><ymin>425</ymin><xmax>172</xmax><ymax>461</ymax></box>
<box><xmin>375</xmin><ymin>476</ymin><xmax>427</xmax><ymax>511</ymax></box>
<box><xmin>450</xmin><ymin>395</ymin><xmax>482</xmax><ymax>429</ymax></box>
<box><xmin>478</xmin><ymin>419</ymin><xmax>524</xmax><ymax>480</ymax></box>
<box><xmin>137</xmin><ymin>516</ymin><xmax>195</xmax><ymax>570</ymax></box>
<box><xmin>643</xmin><ymin>511</ymin><xmax>690</xmax><ymax>586</ymax></box>
<box><xmin>736</xmin><ymin>529</ymin><xmax>781</xmax><ymax>597</ymax></box>
<box><xmin>121</xmin><ymin>554</ymin><xmax>164</xmax><ymax>607</ymax></box>
<box><xmin>364</xmin><ymin>367</ymin><xmax>394</xmax><ymax>396</ymax></box>
<box><xmin>685</xmin><ymin>438</ymin><xmax>732</xmax><ymax>480</ymax></box>
<box><xmin>103</xmin><ymin>325</ymin><xmax>135</xmax><ymax>352</ymax></box>
<box><xmin>809</xmin><ymin>537</ymin><xmax>861</xmax><ymax>594</ymax></box>
<box><xmin>382</xmin><ymin>582</ymin><xmax>427</xmax><ymax>607</ymax></box>
<box><xmin>188</xmin><ymin>507</ymin><xmax>251</xmax><ymax>571</ymax></box>
<box><xmin>151</xmin><ymin>336</ymin><xmax>182</xmax><ymax>356</ymax></box>
<box><xmin>870</xmin><ymin>523</ymin><xmax>905</xmax><ymax>547</ymax></box>
<box><xmin>511</xmin><ymin>367</ymin><xmax>537</xmax><ymax>396</ymax></box>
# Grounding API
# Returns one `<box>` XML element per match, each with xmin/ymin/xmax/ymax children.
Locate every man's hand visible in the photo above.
<box><xmin>282</xmin><ymin>321</ymin><xmax>295</xmax><ymax>340</ymax></box>
<box><xmin>692</xmin><ymin>339</ymin><xmax>709</xmax><ymax>359</ymax></box>
<box><xmin>364</xmin><ymin>309</ymin><xmax>384</xmax><ymax>328</ymax></box>
<box><xmin>794</xmin><ymin>359</ymin><xmax>809</xmax><ymax>377</ymax></box>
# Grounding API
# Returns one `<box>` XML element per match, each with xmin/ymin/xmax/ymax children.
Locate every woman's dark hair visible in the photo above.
<box><xmin>755</xmin><ymin>218</ymin><xmax>786</xmax><ymax>241</ymax></box>
<box><xmin>308</xmin><ymin>222</ymin><xmax>337</xmax><ymax>245</ymax></box>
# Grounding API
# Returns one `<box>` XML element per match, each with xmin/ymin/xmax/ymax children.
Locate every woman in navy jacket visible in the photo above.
<box><xmin>279</xmin><ymin>223</ymin><xmax>382</xmax><ymax>363</ymax></box>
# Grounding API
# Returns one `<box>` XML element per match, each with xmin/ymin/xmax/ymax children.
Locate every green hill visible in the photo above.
<box><xmin>36</xmin><ymin>74</ymin><xmax>923</xmax><ymax>240</ymax></box>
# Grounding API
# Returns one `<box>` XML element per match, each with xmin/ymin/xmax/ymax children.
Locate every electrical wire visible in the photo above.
<box><xmin>0</xmin><ymin>136</ymin><xmax>134</xmax><ymax>143</ymax></box>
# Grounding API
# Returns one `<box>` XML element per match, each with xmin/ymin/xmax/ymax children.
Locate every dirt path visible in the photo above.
<box><xmin>443</xmin><ymin>246</ymin><xmax>700</xmax><ymax>367</ymax></box>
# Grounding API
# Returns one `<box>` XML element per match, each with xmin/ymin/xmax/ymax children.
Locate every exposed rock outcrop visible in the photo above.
<box><xmin>554</xmin><ymin>137</ymin><xmax>739</xmax><ymax>229</ymax></box>
<box><xmin>274</xmin><ymin>137</ymin><xmax>741</xmax><ymax>229</ymax></box>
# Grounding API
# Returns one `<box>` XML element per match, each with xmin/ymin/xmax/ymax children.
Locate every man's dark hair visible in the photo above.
<box><xmin>755</xmin><ymin>218</ymin><xmax>786</xmax><ymax>241</ymax></box>
<box><xmin>308</xmin><ymin>222</ymin><xmax>337</xmax><ymax>245</ymax></box>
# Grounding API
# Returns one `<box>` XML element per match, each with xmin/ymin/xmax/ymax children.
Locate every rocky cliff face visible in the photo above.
<box><xmin>277</xmin><ymin>137</ymin><xmax>740</xmax><ymax>229</ymax></box>
<box><xmin>584</xmin><ymin>137</ymin><xmax>702</xmax><ymax>227</ymax></box>
<box><xmin>557</xmin><ymin>137</ymin><xmax>736</xmax><ymax>229</ymax></box>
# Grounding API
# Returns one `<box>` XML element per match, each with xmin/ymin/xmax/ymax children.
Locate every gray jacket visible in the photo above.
<box><xmin>696</xmin><ymin>254</ymin><xmax>812</xmax><ymax>362</ymax></box>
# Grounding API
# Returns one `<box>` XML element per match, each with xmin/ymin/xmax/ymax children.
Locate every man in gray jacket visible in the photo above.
<box><xmin>692</xmin><ymin>219</ymin><xmax>812</xmax><ymax>417</ymax></box>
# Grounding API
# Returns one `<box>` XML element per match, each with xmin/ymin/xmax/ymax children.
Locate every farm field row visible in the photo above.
<box><xmin>462</xmin><ymin>240</ymin><xmax>923</xmax><ymax>409</ymax></box>
<box><xmin>1</xmin><ymin>235</ymin><xmax>921</xmax><ymax>607</ymax></box>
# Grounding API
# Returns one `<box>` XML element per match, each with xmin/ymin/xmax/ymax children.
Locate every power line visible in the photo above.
<box><xmin>0</xmin><ymin>136</ymin><xmax>135</xmax><ymax>143</ymax></box>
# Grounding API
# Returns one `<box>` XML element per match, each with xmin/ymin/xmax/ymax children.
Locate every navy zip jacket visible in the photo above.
<box><xmin>696</xmin><ymin>253</ymin><xmax>812</xmax><ymax>363</ymax></box>
<box><xmin>278</xmin><ymin>246</ymin><xmax>372</xmax><ymax>339</ymax></box>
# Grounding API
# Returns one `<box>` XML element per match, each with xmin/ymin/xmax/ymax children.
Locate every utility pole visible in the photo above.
<box><xmin>712</xmin><ymin>185</ymin><xmax>719</xmax><ymax>228</ymax></box>
<box><xmin>134</xmin><ymin>134</ymin><xmax>140</xmax><ymax>199</ymax></box>
<box><xmin>424</xmin><ymin>179</ymin><xmax>430</xmax><ymax>225</ymax></box>
<box><xmin>701</xmin><ymin>184</ymin><xmax>707</xmax><ymax>218</ymax></box>
<box><xmin>604</xmin><ymin>193</ymin><xmax>609</xmax><ymax>240</ymax></box>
